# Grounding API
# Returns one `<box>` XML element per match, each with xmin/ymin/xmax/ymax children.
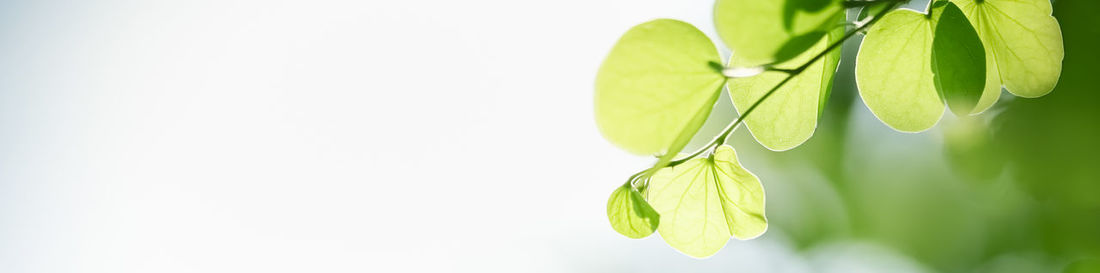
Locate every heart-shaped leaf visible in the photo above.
<box><xmin>646</xmin><ymin>145</ymin><xmax>767</xmax><ymax>258</ymax></box>
<box><xmin>950</xmin><ymin>0</ymin><xmax>1063</xmax><ymax>98</ymax></box>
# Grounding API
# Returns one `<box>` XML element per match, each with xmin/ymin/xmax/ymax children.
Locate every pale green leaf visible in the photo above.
<box><xmin>932</xmin><ymin>2</ymin><xmax>987</xmax><ymax>116</ymax></box>
<box><xmin>856</xmin><ymin>9</ymin><xmax>944</xmax><ymax>132</ymax></box>
<box><xmin>595</xmin><ymin>19</ymin><xmax>726</xmax><ymax>157</ymax></box>
<box><xmin>951</xmin><ymin>0</ymin><xmax>1063</xmax><ymax>98</ymax></box>
<box><xmin>714</xmin><ymin>0</ymin><xmax>844</xmax><ymax>66</ymax></box>
<box><xmin>647</xmin><ymin>145</ymin><xmax>767</xmax><ymax>258</ymax></box>
<box><xmin>728</xmin><ymin>16</ymin><xmax>842</xmax><ymax>151</ymax></box>
<box><xmin>607</xmin><ymin>184</ymin><xmax>660</xmax><ymax>239</ymax></box>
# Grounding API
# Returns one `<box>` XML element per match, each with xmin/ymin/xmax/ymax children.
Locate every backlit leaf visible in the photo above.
<box><xmin>714</xmin><ymin>0</ymin><xmax>844</xmax><ymax>66</ymax></box>
<box><xmin>728</xmin><ymin>15</ymin><xmax>844</xmax><ymax>151</ymax></box>
<box><xmin>607</xmin><ymin>184</ymin><xmax>660</xmax><ymax>239</ymax></box>
<box><xmin>647</xmin><ymin>145</ymin><xmax>767</xmax><ymax>258</ymax></box>
<box><xmin>950</xmin><ymin>0</ymin><xmax>1063</xmax><ymax>98</ymax></box>
<box><xmin>595</xmin><ymin>19</ymin><xmax>726</xmax><ymax>157</ymax></box>
<box><xmin>856</xmin><ymin>9</ymin><xmax>944</xmax><ymax>132</ymax></box>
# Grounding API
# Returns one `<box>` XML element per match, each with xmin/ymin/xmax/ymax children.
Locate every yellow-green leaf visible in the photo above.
<box><xmin>647</xmin><ymin>145</ymin><xmax>767</xmax><ymax>258</ymax></box>
<box><xmin>950</xmin><ymin>0</ymin><xmax>1064</xmax><ymax>98</ymax></box>
<box><xmin>728</xmin><ymin>15</ymin><xmax>843</xmax><ymax>151</ymax></box>
<box><xmin>595</xmin><ymin>19</ymin><xmax>726</xmax><ymax>157</ymax></box>
<box><xmin>607</xmin><ymin>184</ymin><xmax>660</xmax><ymax>239</ymax></box>
<box><xmin>714</xmin><ymin>0</ymin><xmax>844</xmax><ymax>66</ymax></box>
<box><xmin>856</xmin><ymin>9</ymin><xmax>944</xmax><ymax>132</ymax></box>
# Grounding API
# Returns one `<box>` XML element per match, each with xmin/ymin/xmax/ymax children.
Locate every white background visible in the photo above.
<box><xmin>0</xmin><ymin>0</ymin><xmax>934</xmax><ymax>272</ymax></box>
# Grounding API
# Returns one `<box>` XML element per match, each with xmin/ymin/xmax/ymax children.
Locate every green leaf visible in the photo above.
<box><xmin>714</xmin><ymin>0</ymin><xmax>844</xmax><ymax>66</ymax></box>
<box><xmin>607</xmin><ymin>184</ymin><xmax>660</xmax><ymax>239</ymax></box>
<box><xmin>950</xmin><ymin>0</ymin><xmax>1063</xmax><ymax>98</ymax></box>
<box><xmin>595</xmin><ymin>19</ymin><xmax>726</xmax><ymax>157</ymax></box>
<box><xmin>728</xmin><ymin>15</ymin><xmax>843</xmax><ymax>151</ymax></box>
<box><xmin>646</xmin><ymin>145</ymin><xmax>767</xmax><ymax>258</ymax></box>
<box><xmin>856</xmin><ymin>9</ymin><xmax>944</xmax><ymax>132</ymax></box>
<box><xmin>932</xmin><ymin>2</ymin><xmax>987</xmax><ymax>116</ymax></box>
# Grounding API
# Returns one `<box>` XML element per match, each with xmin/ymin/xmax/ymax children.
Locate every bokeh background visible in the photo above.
<box><xmin>1</xmin><ymin>0</ymin><xmax>1097</xmax><ymax>272</ymax></box>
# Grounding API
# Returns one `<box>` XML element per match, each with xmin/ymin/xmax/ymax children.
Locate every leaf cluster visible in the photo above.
<box><xmin>597</xmin><ymin>0</ymin><xmax>1063</xmax><ymax>258</ymax></box>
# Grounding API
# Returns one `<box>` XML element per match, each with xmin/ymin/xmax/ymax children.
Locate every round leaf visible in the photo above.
<box><xmin>714</xmin><ymin>0</ymin><xmax>844</xmax><ymax>66</ymax></box>
<box><xmin>646</xmin><ymin>145</ymin><xmax>767</xmax><ymax>258</ymax></box>
<box><xmin>607</xmin><ymin>185</ymin><xmax>660</xmax><ymax>239</ymax></box>
<box><xmin>595</xmin><ymin>19</ymin><xmax>726</xmax><ymax>156</ymax></box>
<box><xmin>728</xmin><ymin>17</ymin><xmax>843</xmax><ymax>151</ymax></box>
<box><xmin>856</xmin><ymin>9</ymin><xmax>945</xmax><ymax>132</ymax></box>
